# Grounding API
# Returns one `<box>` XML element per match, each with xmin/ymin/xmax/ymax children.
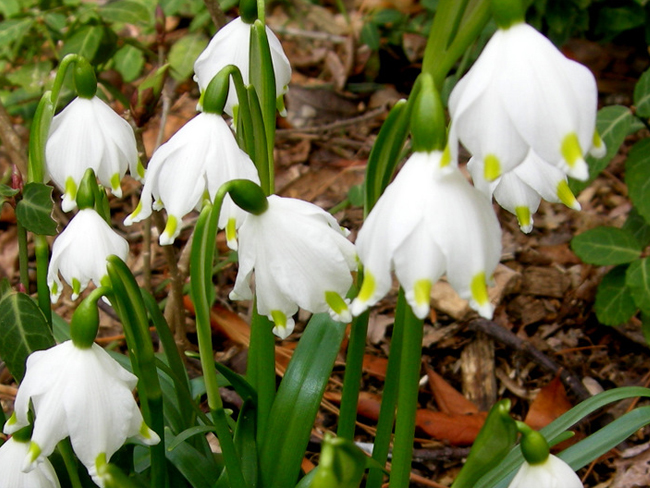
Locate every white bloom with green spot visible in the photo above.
<box><xmin>468</xmin><ymin>150</ymin><xmax>580</xmax><ymax>233</ymax></box>
<box><xmin>45</xmin><ymin>96</ymin><xmax>141</xmax><ymax>212</ymax></box>
<box><xmin>47</xmin><ymin>209</ymin><xmax>128</xmax><ymax>303</ymax></box>
<box><xmin>0</xmin><ymin>437</ymin><xmax>60</xmax><ymax>488</ymax></box>
<box><xmin>350</xmin><ymin>151</ymin><xmax>501</xmax><ymax>320</ymax></box>
<box><xmin>124</xmin><ymin>112</ymin><xmax>260</xmax><ymax>246</ymax></box>
<box><xmin>507</xmin><ymin>454</ymin><xmax>583</xmax><ymax>488</ymax></box>
<box><xmin>230</xmin><ymin>195</ymin><xmax>357</xmax><ymax>339</ymax></box>
<box><xmin>449</xmin><ymin>22</ymin><xmax>603</xmax><ymax>182</ymax></box>
<box><xmin>3</xmin><ymin>341</ymin><xmax>160</xmax><ymax>488</ymax></box>
<box><xmin>193</xmin><ymin>16</ymin><xmax>291</xmax><ymax>117</ymax></box>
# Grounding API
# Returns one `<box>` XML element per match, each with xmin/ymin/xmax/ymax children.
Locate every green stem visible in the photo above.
<box><xmin>34</xmin><ymin>235</ymin><xmax>51</xmax><ymax>327</ymax></box>
<box><xmin>57</xmin><ymin>438</ymin><xmax>83</xmax><ymax>488</ymax></box>
<box><xmin>337</xmin><ymin>311</ymin><xmax>369</xmax><ymax>440</ymax></box>
<box><xmin>388</xmin><ymin>294</ymin><xmax>424</xmax><ymax>488</ymax></box>
<box><xmin>256</xmin><ymin>0</ymin><xmax>265</xmax><ymax>24</ymax></box>
<box><xmin>422</xmin><ymin>0</ymin><xmax>470</xmax><ymax>77</ymax></box>
<box><xmin>247</xmin><ymin>305</ymin><xmax>276</xmax><ymax>445</ymax></box>
<box><xmin>365</xmin><ymin>291</ymin><xmax>407</xmax><ymax>488</ymax></box>
<box><xmin>51</xmin><ymin>54</ymin><xmax>82</xmax><ymax>107</ymax></box>
<box><xmin>17</xmin><ymin>220</ymin><xmax>28</xmax><ymax>291</ymax></box>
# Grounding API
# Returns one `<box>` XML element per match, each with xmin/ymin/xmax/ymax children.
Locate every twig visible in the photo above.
<box><xmin>468</xmin><ymin>319</ymin><xmax>592</xmax><ymax>402</ymax></box>
<box><xmin>0</xmin><ymin>100</ymin><xmax>28</xmax><ymax>176</ymax></box>
<box><xmin>202</xmin><ymin>0</ymin><xmax>226</xmax><ymax>29</ymax></box>
<box><xmin>276</xmin><ymin>106</ymin><xmax>388</xmax><ymax>137</ymax></box>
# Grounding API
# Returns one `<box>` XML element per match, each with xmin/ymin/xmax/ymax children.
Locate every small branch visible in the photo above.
<box><xmin>0</xmin><ymin>101</ymin><xmax>28</xmax><ymax>176</ymax></box>
<box><xmin>202</xmin><ymin>0</ymin><xmax>226</xmax><ymax>29</ymax></box>
<box><xmin>468</xmin><ymin>319</ymin><xmax>592</xmax><ymax>402</ymax></box>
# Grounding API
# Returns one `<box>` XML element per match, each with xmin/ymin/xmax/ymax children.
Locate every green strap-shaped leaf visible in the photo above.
<box><xmin>15</xmin><ymin>182</ymin><xmax>57</xmax><ymax>235</ymax></box>
<box><xmin>626</xmin><ymin>138</ymin><xmax>650</xmax><ymax>223</ymax></box>
<box><xmin>626</xmin><ymin>257</ymin><xmax>650</xmax><ymax>314</ymax></box>
<box><xmin>164</xmin><ymin>426</ymin><xmax>222</xmax><ymax>487</ymax></box>
<box><xmin>0</xmin><ymin>292</ymin><xmax>55</xmax><ymax>382</ymax></box>
<box><xmin>571</xmin><ymin>226</ymin><xmax>641</xmax><ymax>266</ymax></box>
<box><xmin>594</xmin><ymin>264</ymin><xmax>638</xmax><ymax>326</ymax></box>
<box><xmin>634</xmin><ymin>67</ymin><xmax>650</xmax><ymax>117</ymax></box>
<box><xmin>259</xmin><ymin>313</ymin><xmax>347</xmax><ymax>488</ymax></box>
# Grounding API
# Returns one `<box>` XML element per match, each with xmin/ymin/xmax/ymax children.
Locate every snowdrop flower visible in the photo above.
<box><xmin>46</xmin><ymin>96</ymin><xmax>141</xmax><ymax>212</ymax></box>
<box><xmin>350</xmin><ymin>151</ymin><xmax>501</xmax><ymax>320</ymax></box>
<box><xmin>508</xmin><ymin>454</ymin><xmax>583</xmax><ymax>488</ymax></box>
<box><xmin>3</xmin><ymin>341</ymin><xmax>160</xmax><ymax>488</ymax></box>
<box><xmin>193</xmin><ymin>16</ymin><xmax>291</xmax><ymax>117</ymax></box>
<box><xmin>469</xmin><ymin>150</ymin><xmax>581</xmax><ymax>233</ymax></box>
<box><xmin>124</xmin><ymin>112</ymin><xmax>260</xmax><ymax>246</ymax></box>
<box><xmin>48</xmin><ymin>208</ymin><xmax>129</xmax><ymax>302</ymax></box>
<box><xmin>230</xmin><ymin>195</ymin><xmax>357</xmax><ymax>339</ymax></box>
<box><xmin>448</xmin><ymin>21</ymin><xmax>604</xmax><ymax>182</ymax></box>
<box><xmin>0</xmin><ymin>437</ymin><xmax>60</xmax><ymax>488</ymax></box>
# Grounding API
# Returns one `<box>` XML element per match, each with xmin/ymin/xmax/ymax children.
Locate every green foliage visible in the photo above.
<box><xmin>571</xmin><ymin>227</ymin><xmax>641</xmax><ymax>266</ymax></box>
<box><xmin>594</xmin><ymin>265</ymin><xmax>637</xmax><ymax>326</ymax></box>
<box><xmin>15</xmin><ymin>182</ymin><xmax>58</xmax><ymax>235</ymax></box>
<box><xmin>168</xmin><ymin>32</ymin><xmax>208</xmax><ymax>81</ymax></box>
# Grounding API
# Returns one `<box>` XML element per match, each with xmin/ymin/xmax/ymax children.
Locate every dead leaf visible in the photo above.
<box><xmin>426</xmin><ymin>367</ymin><xmax>480</xmax><ymax>415</ymax></box>
<box><xmin>324</xmin><ymin>390</ymin><xmax>383</xmax><ymax>420</ymax></box>
<box><xmin>362</xmin><ymin>354</ymin><xmax>388</xmax><ymax>379</ymax></box>
<box><xmin>416</xmin><ymin>410</ymin><xmax>488</xmax><ymax>446</ymax></box>
<box><xmin>524</xmin><ymin>377</ymin><xmax>573</xmax><ymax>431</ymax></box>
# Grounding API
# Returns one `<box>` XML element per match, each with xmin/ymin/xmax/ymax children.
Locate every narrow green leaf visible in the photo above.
<box><xmin>15</xmin><ymin>182</ymin><xmax>57</xmax><ymax>235</ymax></box>
<box><xmin>594</xmin><ymin>265</ymin><xmax>638</xmax><ymax>325</ymax></box>
<box><xmin>164</xmin><ymin>426</ymin><xmax>222</xmax><ymax>486</ymax></box>
<box><xmin>99</xmin><ymin>0</ymin><xmax>152</xmax><ymax>25</ymax></box>
<box><xmin>168</xmin><ymin>32</ymin><xmax>208</xmax><ymax>81</ymax></box>
<box><xmin>234</xmin><ymin>400</ymin><xmax>258</xmax><ymax>488</ymax></box>
<box><xmin>260</xmin><ymin>313</ymin><xmax>347</xmax><ymax>488</ymax></box>
<box><xmin>626</xmin><ymin>138</ymin><xmax>650</xmax><ymax>223</ymax></box>
<box><xmin>626</xmin><ymin>257</ymin><xmax>650</xmax><ymax>314</ymax></box>
<box><xmin>61</xmin><ymin>25</ymin><xmax>105</xmax><ymax>62</ymax></box>
<box><xmin>634</xmin><ymin>68</ymin><xmax>650</xmax><ymax>117</ymax></box>
<box><xmin>0</xmin><ymin>292</ymin><xmax>55</xmax><ymax>382</ymax></box>
<box><xmin>214</xmin><ymin>361</ymin><xmax>258</xmax><ymax>405</ymax></box>
<box><xmin>571</xmin><ymin>226</ymin><xmax>641</xmax><ymax>266</ymax></box>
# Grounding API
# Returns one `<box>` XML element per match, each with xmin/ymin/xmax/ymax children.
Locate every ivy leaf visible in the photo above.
<box><xmin>15</xmin><ymin>182</ymin><xmax>57</xmax><ymax>235</ymax></box>
<box><xmin>626</xmin><ymin>258</ymin><xmax>650</xmax><ymax>315</ymax></box>
<box><xmin>625</xmin><ymin>138</ymin><xmax>650</xmax><ymax>223</ymax></box>
<box><xmin>0</xmin><ymin>292</ymin><xmax>55</xmax><ymax>382</ymax></box>
<box><xmin>595</xmin><ymin>265</ymin><xmax>638</xmax><ymax>326</ymax></box>
<box><xmin>571</xmin><ymin>226</ymin><xmax>642</xmax><ymax>266</ymax></box>
<box><xmin>634</xmin><ymin>67</ymin><xmax>650</xmax><ymax>118</ymax></box>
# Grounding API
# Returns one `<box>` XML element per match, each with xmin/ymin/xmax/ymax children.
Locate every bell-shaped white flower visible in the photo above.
<box><xmin>46</xmin><ymin>96</ymin><xmax>141</xmax><ymax>212</ymax></box>
<box><xmin>469</xmin><ymin>150</ymin><xmax>581</xmax><ymax>233</ymax></box>
<box><xmin>350</xmin><ymin>151</ymin><xmax>501</xmax><ymax>320</ymax></box>
<box><xmin>230</xmin><ymin>195</ymin><xmax>357</xmax><ymax>339</ymax></box>
<box><xmin>48</xmin><ymin>208</ymin><xmax>129</xmax><ymax>303</ymax></box>
<box><xmin>449</xmin><ymin>22</ymin><xmax>604</xmax><ymax>182</ymax></box>
<box><xmin>3</xmin><ymin>341</ymin><xmax>160</xmax><ymax>488</ymax></box>
<box><xmin>193</xmin><ymin>16</ymin><xmax>291</xmax><ymax>117</ymax></box>
<box><xmin>508</xmin><ymin>454</ymin><xmax>583</xmax><ymax>488</ymax></box>
<box><xmin>0</xmin><ymin>437</ymin><xmax>60</xmax><ymax>488</ymax></box>
<box><xmin>124</xmin><ymin>112</ymin><xmax>260</xmax><ymax>246</ymax></box>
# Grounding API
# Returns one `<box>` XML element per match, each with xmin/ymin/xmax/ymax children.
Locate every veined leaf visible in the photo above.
<box><xmin>626</xmin><ymin>257</ymin><xmax>650</xmax><ymax>314</ymax></box>
<box><xmin>626</xmin><ymin>138</ymin><xmax>650</xmax><ymax>223</ymax></box>
<box><xmin>595</xmin><ymin>265</ymin><xmax>638</xmax><ymax>325</ymax></box>
<box><xmin>99</xmin><ymin>0</ymin><xmax>152</xmax><ymax>25</ymax></box>
<box><xmin>634</xmin><ymin>67</ymin><xmax>650</xmax><ymax>117</ymax></box>
<box><xmin>168</xmin><ymin>33</ymin><xmax>207</xmax><ymax>81</ymax></box>
<box><xmin>571</xmin><ymin>226</ymin><xmax>641</xmax><ymax>266</ymax></box>
<box><xmin>15</xmin><ymin>182</ymin><xmax>57</xmax><ymax>235</ymax></box>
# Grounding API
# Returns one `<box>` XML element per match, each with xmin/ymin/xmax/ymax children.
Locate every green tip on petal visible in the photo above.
<box><xmin>126</xmin><ymin>201</ymin><xmax>142</xmax><ymax>224</ymax></box>
<box><xmin>440</xmin><ymin>145</ymin><xmax>452</xmax><ymax>168</ymax></box>
<box><xmin>226</xmin><ymin>217</ymin><xmax>238</xmax><ymax>250</ymax></box>
<box><xmin>271</xmin><ymin>310</ymin><xmax>287</xmax><ymax>328</ymax></box>
<box><xmin>5</xmin><ymin>411</ymin><xmax>17</xmax><ymax>428</ymax></box>
<box><xmin>50</xmin><ymin>281</ymin><xmax>58</xmax><ymax>298</ymax></box>
<box><xmin>71</xmin><ymin>277</ymin><xmax>82</xmax><ymax>299</ymax></box>
<box><xmin>471</xmin><ymin>271</ymin><xmax>492</xmax><ymax>318</ymax></box>
<box><xmin>557</xmin><ymin>180</ymin><xmax>580</xmax><ymax>210</ymax></box>
<box><xmin>561</xmin><ymin>132</ymin><xmax>583</xmax><ymax>168</ymax></box>
<box><xmin>27</xmin><ymin>441</ymin><xmax>42</xmax><ymax>465</ymax></box>
<box><xmin>357</xmin><ymin>272</ymin><xmax>376</xmax><ymax>303</ymax></box>
<box><xmin>136</xmin><ymin>159</ymin><xmax>146</xmax><ymax>179</ymax></box>
<box><xmin>514</xmin><ymin>206</ymin><xmax>532</xmax><ymax>233</ymax></box>
<box><xmin>413</xmin><ymin>279</ymin><xmax>432</xmax><ymax>310</ymax></box>
<box><xmin>65</xmin><ymin>176</ymin><xmax>78</xmax><ymax>202</ymax></box>
<box><xmin>161</xmin><ymin>215</ymin><xmax>178</xmax><ymax>245</ymax></box>
<box><xmin>484</xmin><ymin>154</ymin><xmax>501</xmax><ymax>181</ymax></box>
<box><xmin>277</xmin><ymin>95</ymin><xmax>287</xmax><ymax>117</ymax></box>
<box><xmin>325</xmin><ymin>291</ymin><xmax>351</xmax><ymax>323</ymax></box>
<box><xmin>110</xmin><ymin>173</ymin><xmax>121</xmax><ymax>192</ymax></box>
<box><xmin>95</xmin><ymin>452</ymin><xmax>108</xmax><ymax>478</ymax></box>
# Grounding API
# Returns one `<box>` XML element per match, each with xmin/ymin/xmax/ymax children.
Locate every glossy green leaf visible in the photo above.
<box><xmin>623</xmin><ymin>207</ymin><xmax>650</xmax><ymax>248</ymax></box>
<box><xmin>164</xmin><ymin>426</ymin><xmax>222</xmax><ymax>487</ymax></box>
<box><xmin>113</xmin><ymin>44</ymin><xmax>145</xmax><ymax>82</ymax></box>
<box><xmin>571</xmin><ymin>226</ymin><xmax>641</xmax><ymax>266</ymax></box>
<box><xmin>0</xmin><ymin>18</ymin><xmax>34</xmax><ymax>48</ymax></box>
<box><xmin>626</xmin><ymin>138</ymin><xmax>650</xmax><ymax>223</ymax></box>
<box><xmin>0</xmin><ymin>184</ymin><xmax>19</xmax><ymax>208</ymax></box>
<box><xmin>98</xmin><ymin>0</ymin><xmax>152</xmax><ymax>25</ymax></box>
<box><xmin>0</xmin><ymin>292</ymin><xmax>55</xmax><ymax>382</ymax></box>
<box><xmin>234</xmin><ymin>400</ymin><xmax>258</xmax><ymax>488</ymax></box>
<box><xmin>15</xmin><ymin>182</ymin><xmax>57</xmax><ymax>235</ymax></box>
<box><xmin>595</xmin><ymin>265</ymin><xmax>637</xmax><ymax>325</ymax></box>
<box><xmin>62</xmin><ymin>25</ymin><xmax>105</xmax><ymax>62</ymax></box>
<box><xmin>626</xmin><ymin>257</ymin><xmax>650</xmax><ymax>314</ymax></box>
<box><xmin>634</xmin><ymin>68</ymin><xmax>650</xmax><ymax>117</ymax></box>
<box><xmin>168</xmin><ymin>32</ymin><xmax>208</xmax><ymax>81</ymax></box>
<box><xmin>259</xmin><ymin>313</ymin><xmax>347</xmax><ymax>488</ymax></box>
<box><xmin>214</xmin><ymin>361</ymin><xmax>258</xmax><ymax>405</ymax></box>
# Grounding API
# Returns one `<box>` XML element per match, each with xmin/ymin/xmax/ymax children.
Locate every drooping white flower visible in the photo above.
<box><xmin>469</xmin><ymin>150</ymin><xmax>581</xmax><ymax>233</ymax></box>
<box><xmin>350</xmin><ymin>151</ymin><xmax>501</xmax><ymax>320</ymax></box>
<box><xmin>448</xmin><ymin>22</ymin><xmax>604</xmax><ymax>182</ymax></box>
<box><xmin>193</xmin><ymin>16</ymin><xmax>291</xmax><ymax>117</ymax></box>
<box><xmin>3</xmin><ymin>341</ymin><xmax>160</xmax><ymax>488</ymax></box>
<box><xmin>45</xmin><ymin>96</ymin><xmax>141</xmax><ymax>212</ymax></box>
<box><xmin>0</xmin><ymin>437</ymin><xmax>60</xmax><ymax>488</ymax></box>
<box><xmin>48</xmin><ymin>208</ymin><xmax>129</xmax><ymax>303</ymax></box>
<box><xmin>507</xmin><ymin>454</ymin><xmax>583</xmax><ymax>488</ymax></box>
<box><xmin>124</xmin><ymin>112</ymin><xmax>260</xmax><ymax>247</ymax></box>
<box><xmin>230</xmin><ymin>195</ymin><xmax>357</xmax><ymax>339</ymax></box>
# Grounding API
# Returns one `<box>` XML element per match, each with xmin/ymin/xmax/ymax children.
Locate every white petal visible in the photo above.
<box><xmin>0</xmin><ymin>438</ymin><xmax>60</xmax><ymax>488</ymax></box>
<box><xmin>508</xmin><ymin>455</ymin><xmax>583</xmax><ymax>488</ymax></box>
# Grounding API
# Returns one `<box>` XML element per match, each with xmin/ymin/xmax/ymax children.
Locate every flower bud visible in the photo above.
<box><xmin>239</xmin><ymin>0</ymin><xmax>257</xmax><ymax>24</ymax></box>
<box><xmin>227</xmin><ymin>179</ymin><xmax>269</xmax><ymax>215</ymax></box>
<box><xmin>516</xmin><ymin>421</ymin><xmax>550</xmax><ymax>465</ymax></box>
<box><xmin>76</xmin><ymin>168</ymin><xmax>98</xmax><ymax>210</ymax></box>
<box><xmin>201</xmin><ymin>67</ymin><xmax>232</xmax><ymax>115</ymax></box>
<box><xmin>410</xmin><ymin>73</ymin><xmax>446</xmax><ymax>153</ymax></box>
<box><xmin>73</xmin><ymin>57</ymin><xmax>98</xmax><ymax>99</ymax></box>
<box><xmin>491</xmin><ymin>0</ymin><xmax>525</xmax><ymax>29</ymax></box>
<box><xmin>70</xmin><ymin>287</ymin><xmax>110</xmax><ymax>348</ymax></box>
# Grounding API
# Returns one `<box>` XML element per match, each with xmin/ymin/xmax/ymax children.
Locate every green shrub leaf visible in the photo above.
<box><xmin>626</xmin><ymin>257</ymin><xmax>650</xmax><ymax>314</ymax></box>
<box><xmin>99</xmin><ymin>0</ymin><xmax>152</xmax><ymax>25</ymax></box>
<box><xmin>595</xmin><ymin>265</ymin><xmax>638</xmax><ymax>326</ymax></box>
<box><xmin>15</xmin><ymin>182</ymin><xmax>57</xmax><ymax>235</ymax></box>
<box><xmin>168</xmin><ymin>33</ymin><xmax>207</xmax><ymax>81</ymax></box>
<box><xmin>634</xmin><ymin>68</ymin><xmax>650</xmax><ymax>117</ymax></box>
<box><xmin>571</xmin><ymin>226</ymin><xmax>641</xmax><ymax>266</ymax></box>
<box><xmin>626</xmin><ymin>138</ymin><xmax>650</xmax><ymax>223</ymax></box>
<box><xmin>622</xmin><ymin>207</ymin><xmax>650</xmax><ymax>248</ymax></box>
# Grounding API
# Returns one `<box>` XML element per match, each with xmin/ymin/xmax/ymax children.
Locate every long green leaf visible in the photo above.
<box><xmin>259</xmin><ymin>313</ymin><xmax>347</xmax><ymax>488</ymax></box>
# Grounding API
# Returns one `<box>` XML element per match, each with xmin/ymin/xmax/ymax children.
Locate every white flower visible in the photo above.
<box><xmin>124</xmin><ymin>112</ymin><xmax>260</xmax><ymax>247</ymax></box>
<box><xmin>3</xmin><ymin>341</ymin><xmax>160</xmax><ymax>488</ymax></box>
<box><xmin>350</xmin><ymin>151</ymin><xmax>501</xmax><ymax>320</ymax></box>
<box><xmin>0</xmin><ymin>437</ymin><xmax>60</xmax><ymax>488</ymax></box>
<box><xmin>46</xmin><ymin>96</ymin><xmax>141</xmax><ymax>212</ymax></box>
<box><xmin>469</xmin><ymin>150</ymin><xmax>581</xmax><ymax>233</ymax></box>
<box><xmin>48</xmin><ymin>208</ymin><xmax>129</xmax><ymax>303</ymax></box>
<box><xmin>508</xmin><ymin>454</ymin><xmax>583</xmax><ymax>488</ymax></box>
<box><xmin>230</xmin><ymin>195</ymin><xmax>357</xmax><ymax>339</ymax></box>
<box><xmin>193</xmin><ymin>16</ymin><xmax>291</xmax><ymax>117</ymax></box>
<box><xmin>449</xmin><ymin>22</ymin><xmax>604</xmax><ymax>182</ymax></box>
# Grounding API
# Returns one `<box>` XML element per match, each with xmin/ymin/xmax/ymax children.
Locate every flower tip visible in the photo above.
<box><xmin>565</xmin><ymin>158</ymin><xmax>589</xmax><ymax>181</ymax></box>
<box><xmin>349</xmin><ymin>298</ymin><xmax>369</xmax><ymax>318</ymax></box>
<box><xmin>474</xmin><ymin>300</ymin><xmax>494</xmax><ymax>319</ymax></box>
<box><xmin>3</xmin><ymin>412</ymin><xmax>19</xmax><ymax>434</ymax></box>
<box><xmin>61</xmin><ymin>193</ymin><xmax>77</xmax><ymax>213</ymax></box>
<box><xmin>139</xmin><ymin>423</ymin><xmax>161</xmax><ymax>446</ymax></box>
<box><xmin>21</xmin><ymin>441</ymin><xmax>42</xmax><ymax>472</ymax></box>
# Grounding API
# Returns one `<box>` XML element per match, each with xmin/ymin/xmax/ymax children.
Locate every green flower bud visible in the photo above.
<box><xmin>227</xmin><ymin>179</ymin><xmax>269</xmax><ymax>215</ymax></box>
<box><xmin>516</xmin><ymin>421</ymin><xmax>550</xmax><ymax>465</ymax></box>
<box><xmin>491</xmin><ymin>0</ymin><xmax>525</xmax><ymax>29</ymax></box>
<box><xmin>76</xmin><ymin>168</ymin><xmax>99</xmax><ymax>210</ymax></box>
<box><xmin>310</xmin><ymin>433</ymin><xmax>367</xmax><ymax>488</ymax></box>
<box><xmin>73</xmin><ymin>57</ymin><xmax>98</xmax><ymax>99</ymax></box>
<box><xmin>239</xmin><ymin>0</ymin><xmax>257</xmax><ymax>24</ymax></box>
<box><xmin>410</xmin><ymin>73</ymin><xmax>446</xmax><ymax>153</ymax></box>
<box><xmin>70</xmin><ymin>287</ymin><xmax>110</xmax><ymax>348</ymax></box>
<box><xmin>201</xmin><ymin>67</ymin><xmax>232</xmax><ymax>115</ymax></box>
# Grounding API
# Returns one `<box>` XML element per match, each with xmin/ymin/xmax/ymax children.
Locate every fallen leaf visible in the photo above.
<box><xmin>324</xmin><ymin>391</ymin><xmax>382</xmax><ymax>421</ymax></box>
<box><xmin>426</xmin><ymin>367</ymin><xmax>479</xmax><ymax>415</ymax></box>
<box><xmin>416</xmin><ymin>410</ymin><xmax>488</xmax><ymax>446</ymax></box>
<box><xmin>362</xmin><ymin>354</ymin><xmax>388</xmax><ymax>379</ymax></box>
<box><xmin>524</xmin><ymin>376</ymin><xmax>573</xmax><ymax>431</ymax></box>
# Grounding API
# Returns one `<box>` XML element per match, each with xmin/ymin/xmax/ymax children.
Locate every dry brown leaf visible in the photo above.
<box><xmin>524</xmin><ymin>376</ymin><xmax>573</xmax><ymax>431</ymax></box>
<box><xmin>324</xmin><ymin>390</ymin><xmax>383</xmax><ymax>421</ymax></box>
<box><xmin>416</xmin><ymin>410</ymin><xmax>488</xmax><ymax>446</ymax></box>
<box><xmin>426</xmin><ymin>367</ymin><xmax>480</xmax><ymax>415</ymax></box>
<box><xmin>362</xmin><ymin>354</ymin><xmax>388</xmax><ymax>379</ymax></box>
